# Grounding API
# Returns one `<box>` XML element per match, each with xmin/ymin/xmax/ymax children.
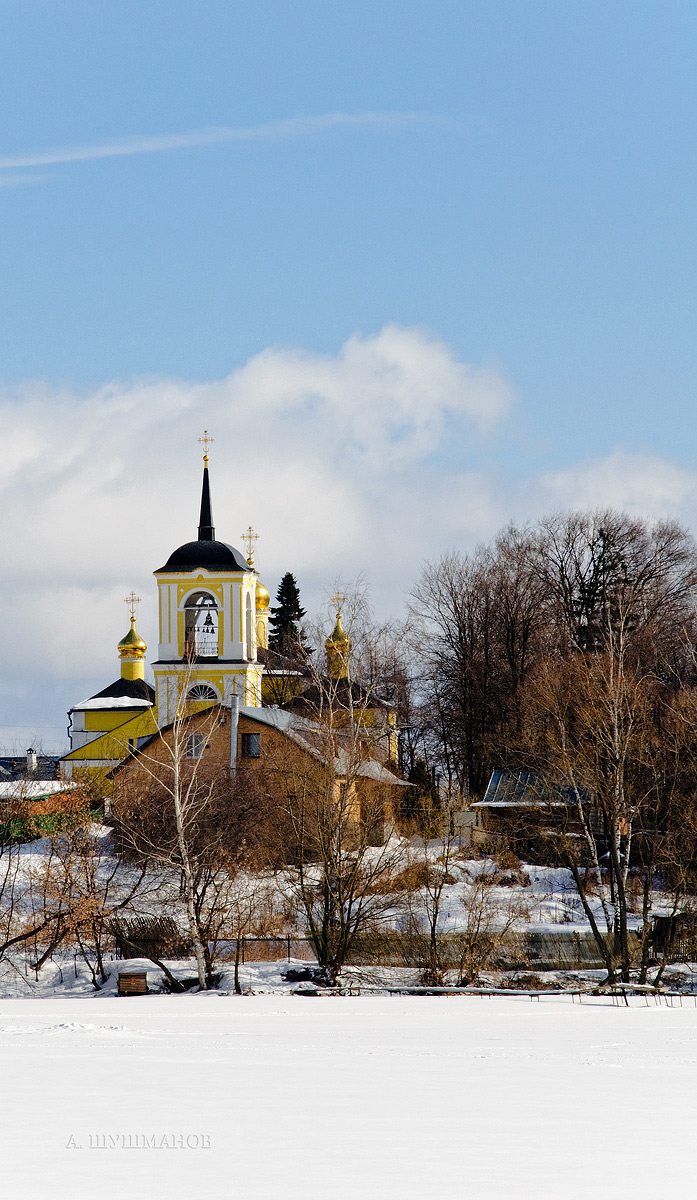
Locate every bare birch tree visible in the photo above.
<box><xmin>113</xmin><ymin>695</ymin><xmax>264</xmax><ymax>990</ymax></box>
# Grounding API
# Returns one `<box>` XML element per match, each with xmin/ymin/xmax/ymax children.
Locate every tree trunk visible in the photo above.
<box><xmin>234</xmin><ymin>937</ymin><xmax>242</xmax><ymax>995</ymax></box>
<box><xmin>172</xmin><ymin>754</ymin><xmax>208</xmax><ymax>990</ymax></box>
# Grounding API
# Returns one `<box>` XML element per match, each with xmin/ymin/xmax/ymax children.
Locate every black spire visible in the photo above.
<box><xmin>197</xmin><ymin>462</ymin><xmax>215</xmax><ymax>541</ymax></box>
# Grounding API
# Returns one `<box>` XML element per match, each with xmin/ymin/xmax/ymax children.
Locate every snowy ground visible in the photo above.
<box><xmin>2</xmin><ymin>990</ymin><xmax>697</xmax><ymax>1200</ymax></box>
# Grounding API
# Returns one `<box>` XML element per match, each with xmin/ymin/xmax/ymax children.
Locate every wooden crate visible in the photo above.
<box><xmin>118</xmin><ymin>971</ymin><xmax>148</xmax><ymax>996</ymax></box>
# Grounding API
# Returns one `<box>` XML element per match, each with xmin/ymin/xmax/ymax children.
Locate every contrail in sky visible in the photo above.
<box><xmin>0</xmin><ymin>112</ymin><xmax>431</xmax><ymax>172</ymax></box>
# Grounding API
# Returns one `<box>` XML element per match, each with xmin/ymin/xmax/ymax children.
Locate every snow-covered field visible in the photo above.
<box><xmin>2</xmin><ymin>990</ymin><xmax>696</xmax><ymax>1200</ymax></box>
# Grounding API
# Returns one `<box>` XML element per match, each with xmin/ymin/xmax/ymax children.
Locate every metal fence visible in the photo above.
<box><xmin>114</xmin><ymin>928</ymin><xmax>644</xmax><ymax>971</ymax></box>
<box><xmin>219</xmin><ymin>937</ymin><xmax>316</xmax><ymax>964</ymax></box>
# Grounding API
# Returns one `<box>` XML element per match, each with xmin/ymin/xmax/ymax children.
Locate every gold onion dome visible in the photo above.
<box><xmin>326</xmin><ymin>610</ymin><xmax>350</xmax><ymax>650</ymax></box>
<box><xmin>255</xmin><ymin>579</ymin><xmax>270</xmax><ymax>612</ymax></box>
<box><xmin>118</xmin><ymin>616</ymin><xmax>147</xmax><ymax>659</ymax></box>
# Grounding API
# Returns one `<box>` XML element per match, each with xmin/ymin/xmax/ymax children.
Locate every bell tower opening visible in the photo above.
<box><xmin>184</xmin><ymin>592</ymin><xmax>219</xmax><ymax>659</ymax></box>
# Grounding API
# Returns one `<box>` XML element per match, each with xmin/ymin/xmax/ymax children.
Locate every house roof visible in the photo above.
<box><xmin>0</xmin><ymin>780</ymin><xmax>75</xmax><ymax>800</ymax></box>
<box><xmin>71</xmin><ymin>677</ymin><xmax>155</xmax><ymax>713</ymax></box>
<box><xmin>110</xmin><ymin>702</ymin><xmax>408</xmax><ymax>787</ymax></box>
<box><xmin>241</xmin><ymin>706</ymin><xmax>409</xmax><ymax>785</ymax></box>
<box><xmin>0</xmin><ymin>755</ymin><xmax>63</xmax><ymax>781</ymax></box>
<box><xmin>472</xmin><ymin>768</ymin><xmax>590</xmax><ymax>809</ymax></box>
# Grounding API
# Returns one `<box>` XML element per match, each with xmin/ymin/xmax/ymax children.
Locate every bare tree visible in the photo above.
<box><xmin>454</xmin><ymin>868</ymin><xmax>526</xmax><ymax>986</ymax></box>
<box><xmin>517</xmin><ymin>611</ymin><xmax>697</xmax><ymax>983</ymax></box>
<box><xmin>409</xmin><ymin>511</ymin><xmax>697</xmax><ymax>802</ymax></box>
<box><xmin>222</xmin><ymin>873</ymin><xmax>278</xmax><ymax>994</ymax></box>
<box><xmin>261</xmin><ymin>645</ymin><xmax>409</xmax><ymax>983</ymax></box>
<box><xmin>34</xmin><ymin>825</ymin><xmax>150</xmax><ymax>987</ymax></box>
<box><xmin>536</xmin><ymin>510</ymin><xmax>697</xmax><ymax>668</ymax></box>
<box><xmin>403</xmin><ymin>787</ymin><xmax>463</xmax><ymax>985</ymax></box>
<box><xmin>0</xmin><ymin>786</ymin><xmax>101</xmax><ymax>971</ymax></box>
<box><xmin>409</xmin><ymin>528</ymin><xmax>546</xmax><ymax>796</ymax></box>
<box><xmin>113</xmin><ymin>693</ymin><xmax>266</xmax><ymax>990</ymax></box>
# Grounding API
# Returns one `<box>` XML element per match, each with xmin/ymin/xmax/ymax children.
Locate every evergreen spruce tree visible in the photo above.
<box><xmin>268</xmin><ymin>572</ymin><xmax>308</xmax><ymax>656</ymax></box>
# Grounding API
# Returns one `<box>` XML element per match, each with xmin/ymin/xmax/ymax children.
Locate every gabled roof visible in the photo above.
<box><xmin>110</xmin><ymin>703</ymin><xmax>408</xmax><ymax>787</ymax></box>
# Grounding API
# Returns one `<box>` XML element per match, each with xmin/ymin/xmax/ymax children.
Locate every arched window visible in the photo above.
<box><xmin>186</xmin><ymin>733</ymin><xmax>205</xmax><ymax>759</ymax></box>
<box><xmin>186</xmin><ymin>684</ymin><xmax>218</xmax><ymax>702</ymax></box>
<box><xmin>184</xmin><ymin>592</ymin><xmax>219</xmax><ymax>659</ymax></box>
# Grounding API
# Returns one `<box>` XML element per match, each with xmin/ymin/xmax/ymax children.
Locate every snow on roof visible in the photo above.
<box><xmin>0</xmin><ymin>781</ymin><xmax>75</xmax><ymax>799</ymax></box>
<box><xmin>354</xmin><ymin>758</ymin><xmax>411</xmax><ymax>786</ymax></box>
<box><xmin>239</xmin><ymin>706</ymin><xmax>407</xmax><ymax>785</ymax></box>
<box><xmin>71</xmin><ymin>697</ymin><xmax>153</xmax><ymax>711</ymax></box>
<box><xmin>240</xmin><ymin>705</ymin><xmax>323</xmax><ymax>736</ymax></box>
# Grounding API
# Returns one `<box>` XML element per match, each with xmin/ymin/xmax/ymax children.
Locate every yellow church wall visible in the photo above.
<box><xmin>261</xmin><ymin>675</ymin><xmax>304</xmax><ymax>704</ymax></box>
<box><xmin>153</xmin><ymin>662</ymin><xmax>263</xmax><ymax>711</ymax></box>
<box><xmin>63</xmin><ymin>708</ymin><xmax>159</xmax><ymax>764</ymax></box>
<box><xmin>83</xmin><ymin>709</ymin><xmax>153</xmax><ymax>733</ymax></box>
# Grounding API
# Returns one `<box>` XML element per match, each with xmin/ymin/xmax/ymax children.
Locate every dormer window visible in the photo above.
<box><xmin>184</xmin><ymin>592</ymin><xmax>219</xmax><ymax>660</ymax></box>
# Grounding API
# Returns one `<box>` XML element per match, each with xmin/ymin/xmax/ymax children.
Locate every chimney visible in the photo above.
<box><xmin>229</xmin><ymin>695</ymin><xmax>239</xmax><ymax>774</ymax></box>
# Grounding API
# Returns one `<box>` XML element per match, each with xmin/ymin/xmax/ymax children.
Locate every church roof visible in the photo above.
<box><xmin>71</xmin><ymin>677</ymin><xmax>155</xmax><ymax>712</ymax></box>
<box><xmin>156</xmin><ymin>539</ymin><xmax>250</xmax><ymax>574</ymax></box>
<box><xmin>154</xmin><ymin>459</ymin><xmax>251</xmax><ymax>574</ymax></box>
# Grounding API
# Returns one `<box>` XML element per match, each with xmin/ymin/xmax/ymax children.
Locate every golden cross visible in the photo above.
<box><xmin>330</xmin><ymin>591</ymin><xmax>346</xmax><ymax>617</ymax></box>
<box><xmin>241</xmin><ymin>525</ymin><xmax>259</xmax><ymax>567</ymax></box>
<box><xmin>198</xmin><ymin>429</ymin><xmax>214</xmax><ymax>462</ymax></box>
<box><xmin>125</xmin><ymin>592</ymin><xmax>141</xmax><ymax>621</ymax></box>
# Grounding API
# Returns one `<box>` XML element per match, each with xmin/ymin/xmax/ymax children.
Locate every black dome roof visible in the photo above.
<box><xmin>156</xmin><ymin>460</ymin><xmax>251</xmax><ymax>574</ymax></box>
<box><xmin>156</xmin><ymin>539</ymin><xmax>250</xmax><ymax>574</ymax></box>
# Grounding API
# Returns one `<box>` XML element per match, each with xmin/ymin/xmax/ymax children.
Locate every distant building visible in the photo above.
<box><xmin>471</xmin><ymin>769</ymin><xmax>593</xmax><ymax>859</ymax></box>
<box><xmin>111</xmin><ymin>702</ymin><xmax>408</xmax><ymax>844</ymax></box>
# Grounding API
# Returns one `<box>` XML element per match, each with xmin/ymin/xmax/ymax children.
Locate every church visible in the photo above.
<box><xmin>60</xmin><ymin>437</ymin><xmax>272</xmax><ymax>778</ymax></box>
<box><xmin>60</xmin><ymin>435</ymin><xmax>399</xmax><ymax>785</ymax></box>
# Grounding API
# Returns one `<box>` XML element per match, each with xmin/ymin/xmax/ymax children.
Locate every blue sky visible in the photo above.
<box><xmin>1</xmin><ymin>1</ymin><xmax>696</xmax><ymax>747</ymax></box>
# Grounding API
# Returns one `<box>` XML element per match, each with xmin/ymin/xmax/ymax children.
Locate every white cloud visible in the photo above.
<box><xmin>0</xmin><ymin>112</ymin><xmax>431</xmax><ymax>177</ymax></box>
<box><xmin>539</xmin><ymin>448</ymin><xmax>697</xmax><ymax>518</ymax></box>
<box><xmin>5</xmin><ymin>328</ymin><xmax>696</xmax><ymax>752</ymax></box>
<box><xmin>0</xmin><ymin>325</ymin><xmax>512</xmax><ymax>744</ymax></box>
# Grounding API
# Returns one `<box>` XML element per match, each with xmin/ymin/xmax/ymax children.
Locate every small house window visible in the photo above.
<box><xmin>241</xmin><ymin>733</ymin><xmax>261</xmax><ymax>759</ymax></box>
<box><xmin>186</xmin><ymin>733</ymin><xmax>205</xmax><ymax>759</ymax></box>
